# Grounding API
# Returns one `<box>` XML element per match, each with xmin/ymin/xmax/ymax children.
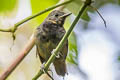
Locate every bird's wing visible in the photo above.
<box><xmin>36</xmin><ymin>45</ymin><xmax>45</xmax><ymax>63</ymax></box>
<box><xmin>53</xmin><ymin>40</ymin><xmax>68</xmax><ymax>76</ymax></box>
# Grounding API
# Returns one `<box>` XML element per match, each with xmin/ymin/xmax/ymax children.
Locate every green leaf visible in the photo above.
<box><xmin>119</xmin><ymin>0</ymin><xmax>120</xmax><ymax>5</ymax></box>
<box><xmin>64</xmin><ymin>15</ymin><xmax>78</xmax><ymax>65</ymax></box>
<box><xmin>67</xmin><ymin>32</ymin><xmax>78</xmax><ymax>65</ymax></box>
<box><xmin>30</xmin><ymin>0</ymin><xmax>59</xmax><ymax>27</ymax></box>
<box><xmin>0</xmin><ymin>0</ymin><xmax>17</xmax><ymax>13</ymax></box>
<box><xmin>66</xmin><ymin>0</ymin><xmax>82</xmax><ymax>15</ymax></box>
<box><xmin>65</xmin><ymin>0</ymin><xmax>118</xmax><ymax>21</ymax></box>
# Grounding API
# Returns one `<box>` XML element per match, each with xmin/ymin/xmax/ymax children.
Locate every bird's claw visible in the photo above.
<box><xmin>51</xmin><ymin>49</ymin><xmax>63</xmax><ymax>58</ymax></box>
<box><xmin>40</xmin><ymin>63</ymin><xmax>54</xmax><ymax>80</ymax></box>
<box><xmin>40</xmin><ymin>63</ymin><xmax>46</xmax><ymax>73</ymax></box>
<box><xmin>55</xmin><ymin>52</ymin><xmax>60</xmax><ymax>58</ymax></box>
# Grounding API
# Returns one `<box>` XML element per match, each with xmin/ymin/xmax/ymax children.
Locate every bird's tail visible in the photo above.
<box><xmin>53</xmin><ymin>60</ymin><xmax>67</xmax><ymax>76</ymax></box>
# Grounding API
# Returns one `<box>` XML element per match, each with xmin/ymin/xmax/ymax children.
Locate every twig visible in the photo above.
<box><xmin>0</xmin><ymin>0</ymin><xmax>72</xmax><ymax>33</ymax></box>
<box><xmin>0</xmin><ymin>28</ymin><xmax>12</xmax><ymax>32</ymax></box>
<box><xmin>0</xmin><ymin>0</ymin><xmax>72</xmax><ymax>80</ymax></box>
<box><xmin>89</xmin><ymin>5</ymin><xmax>107</xmax><ymax>28</ymax></box>
<box><xmin>32</xmin><ymin>0</ymin><xmax>92</xmax><ymax>80</ymax></box>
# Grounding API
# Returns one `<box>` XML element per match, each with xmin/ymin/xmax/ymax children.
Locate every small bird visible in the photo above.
<box><xmin>34</xmin><ymin>10</ymin><xmax>71</xmax><ymax>77</ymax></box>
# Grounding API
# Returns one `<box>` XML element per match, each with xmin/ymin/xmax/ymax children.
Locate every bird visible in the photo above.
<box><xmin>34</xmin><ymin>10</ymin><xmax>71</xmax><ymax>78</ymax></box>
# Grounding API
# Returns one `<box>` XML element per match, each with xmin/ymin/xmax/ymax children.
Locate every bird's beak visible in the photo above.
<box><xmin>59</xmin><ymin>13</ymin><xmax>72</xmax><ymax>18</ymax></box>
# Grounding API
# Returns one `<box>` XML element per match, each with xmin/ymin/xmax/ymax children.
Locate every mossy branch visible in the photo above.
<box><xmin>32</xmin><ymin>0</ymin><xmax>92</xmax><ymax>80</ymax></box>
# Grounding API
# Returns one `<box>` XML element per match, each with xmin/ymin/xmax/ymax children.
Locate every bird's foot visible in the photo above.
<box><xmin>51</xmin><ymin>49</ymin><xmax>63</xmax><ymax>58</ymax></box>
<box><xmin>40</xmin><ymin>63</ymin><xmax>54</xmax><ymax>80</ymax></box>
<box><xmin>40</xmin><ymin>62</ymin><xmax>46</xmax><ymax>73</ymax></box>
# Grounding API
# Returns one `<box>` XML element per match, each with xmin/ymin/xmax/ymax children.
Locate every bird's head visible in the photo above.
<box><xmin>46</xmin><ymin>10</ymin><xmax>71</xmax><ymax>26</ymax></box>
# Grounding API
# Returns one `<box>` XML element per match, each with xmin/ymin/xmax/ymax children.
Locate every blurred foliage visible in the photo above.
<box><xmin>119</xmin><ymin>0</ymin><xmax>120</xmax><ymax>5</ymax></box>
<box><xmin>66</xmin><ymin>0</ymin><xmax>82</xmax><ymax>15</ymax></box>
<box><xmin>0</xmin><ymin>0</ymin><xmax>17</xmax><ymax>13</ymax></box>
<box><xmin>65</xmin><ymin>0</ymin><xmax>119</xmax><ymax>21</ymax></box>
<box><xmin>30</xmin><ymin>0</ymin><xmax>59</xmax><ymax>27</ymax></box>
<box><xmin>66</xmin><ymin>0</ymin><xmax>90</xmax><ymax>21</ymax></box>
<box><xmin>67</xmin><ymin>32</ymin><xmax>78</xmax><ymax>65</ymax></box>
<box><xmin>118</xmin><ymin>56</ymin><xmax>120</xmax><ymax>61</ymax></box>
<box><xmin>93</xmin><ymin>0</ymin><xmax>119</xmax><ymax>8</ymax></box>
<box><xmin>63</xmin><ymin>16</ymin><xmax>78</xmax><ymax>65</ymax></box>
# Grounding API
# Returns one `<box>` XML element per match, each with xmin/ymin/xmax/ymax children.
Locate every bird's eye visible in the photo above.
<box><xmin>55</xmin><ymin>14</ymin><xmax>59</xmax><ymax>17</ymax></box>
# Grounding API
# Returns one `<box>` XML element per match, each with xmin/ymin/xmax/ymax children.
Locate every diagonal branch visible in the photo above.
<box><xmin>32</xmin><ymin>0</ymin><xmax>92</xmax><ymax>80</ymax></box>
<box><xmin>0</xmin><ymin>35</ymin><xmax>35</xmax><ymax>80</ymax></box>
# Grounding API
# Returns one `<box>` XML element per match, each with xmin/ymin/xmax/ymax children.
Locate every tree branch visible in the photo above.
<box><xmin>0</xmin><ymin>0</ymin><xmax>72</xmax><ymax>80</ymax></box>
<box><xmin>0</xmin><ymin>35</ymin><xmax>35</xmax><ymax>80</ymax></box>
<box><xmin>0</xmin><ymin>0</ymin><xmax>72</xmax><ymax>33</ymax></box>
<box><xmin>32</xmin><ymin>0</ymin><xmax>92</xmax><ymax>80</ymax></box>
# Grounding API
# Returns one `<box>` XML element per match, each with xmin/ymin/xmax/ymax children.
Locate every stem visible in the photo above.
<box><xmin>0</xmin><ymin>28</ymin><xmax>12</xmax><ymax>32</ymax></box>
<box><xmin>0</xmin><ymin>0</ymin><xmax>72</xmax><ymax>33</ymax></box>
<box><xmin>32</xmin><ymin>0</ymin><xmax>92</xmax><ymax>80</ymax></box>
<box><xmin>89</xmin><ymin>5</ymin><xmax>107</xmax><ymax>28</ymax></box>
